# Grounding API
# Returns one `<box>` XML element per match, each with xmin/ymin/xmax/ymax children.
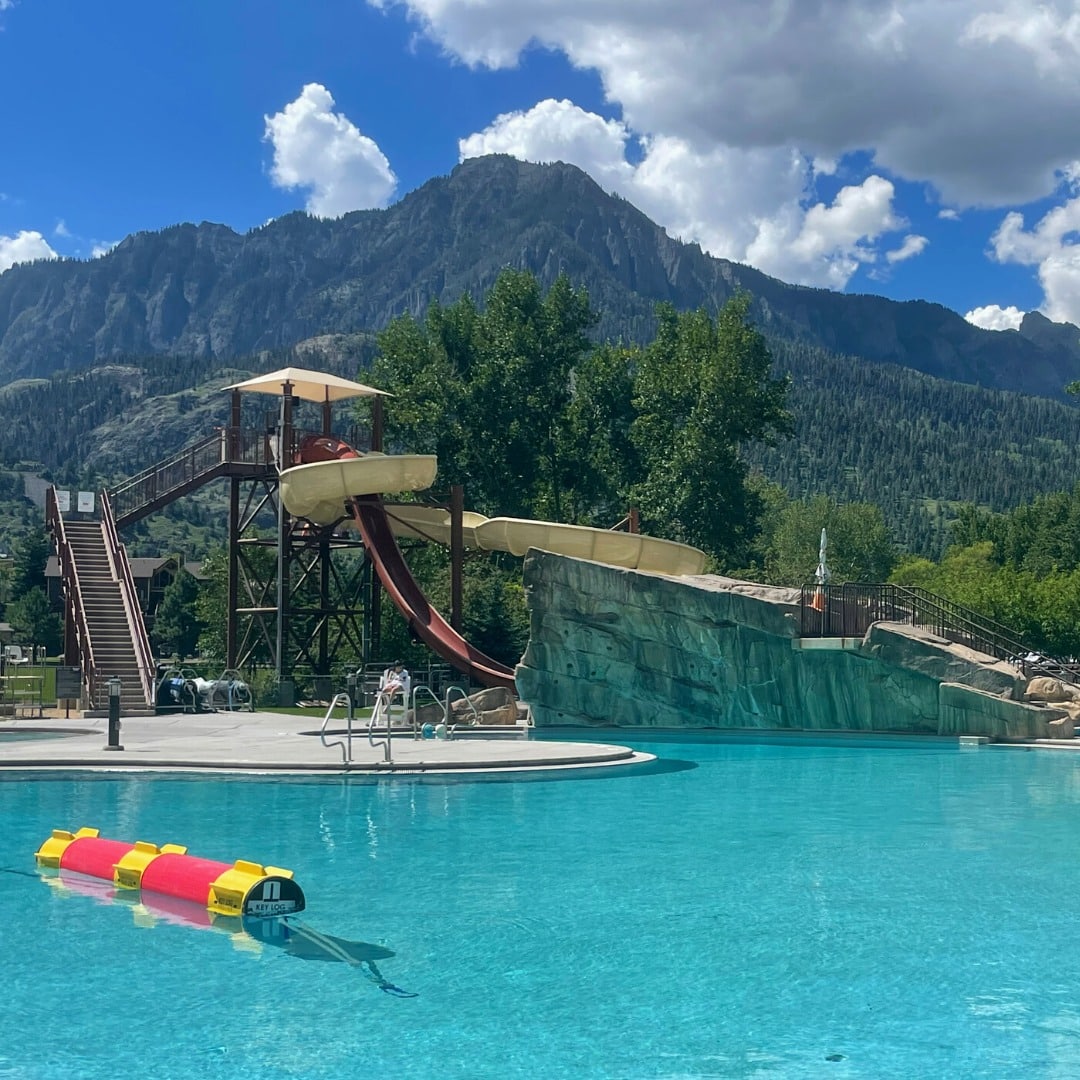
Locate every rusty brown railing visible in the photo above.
<box><xmin>45</xmin><ymin>485</ymin><xmax>97</xmax><ymax>705</ymax></box>
<box><xmin>101</xmin><ymin>490</ymin><xmax>155</xmax><ymax>707</ymax></box>
<box><xmin>109</xmin><ymin>427</ymin><xmax>276</xmax><ymax>524</ymax></box>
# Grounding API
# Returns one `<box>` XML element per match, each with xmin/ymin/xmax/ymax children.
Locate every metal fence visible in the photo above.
<box><xmin>799</xmin><ymin>582</ymin><xmax>1030</xmax><ymax>665</ymax></box>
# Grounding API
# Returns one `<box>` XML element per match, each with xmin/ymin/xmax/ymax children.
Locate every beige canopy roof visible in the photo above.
<box><xmin>222</xmin><ymin>367</ymin><xmax>390</xmax><ymax>403</ymax></box>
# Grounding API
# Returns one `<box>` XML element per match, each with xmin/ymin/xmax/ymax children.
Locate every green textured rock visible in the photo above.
<box><xmin>517</xmin><ymin>550</ymin><xmax>1053</xmax><ymax>740</ymax></box>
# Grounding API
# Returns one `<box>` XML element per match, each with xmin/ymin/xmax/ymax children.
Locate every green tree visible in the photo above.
<box><xmin>759</xmin><ymin>493</ymin><xmax>897</xmax><ymax>585</ymax></box>
<box><xmin>6</xmin><ymin>587</ymin><xmax>62</xmax><ymax>655</ymax></box>
<box><xmin>194</xmin><ymin>550</ymin><xmax>230</xmax><ymax>663</ymax></box>
<box><xmin>563</xmin><ymin>343</ymin><xmax>640</xmax><ymax>524</ymax></box>
<box><xmin>152</xmin><ymin>568</ymin><xmax>204</xmax><ymax>659</ymax></box>
<box><xmin>10</xmin><ymin>530</ymin><xmax>50</xmax><ymax>598</ymax></box>
<box><xmin>630</xmin><ymin>296</ymin><xmax>791</xmax><ymax>566</ymax></box>
<box><xmin>371</xmin><ymin>269</ymin><xmax>597</xmax><ymax>520</ymax></box>
<box><xmin>890</xmin><ymin>543</ymin><xmax>1042</xmax><ymax>646</ymax></box>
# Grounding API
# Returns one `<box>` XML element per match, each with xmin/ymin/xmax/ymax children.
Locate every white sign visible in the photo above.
<box><xmin>55</xmin><ymin>490</ymin><xmax>71</xmax><ymax>513</ymax></box>
<box><xmin>77</xmin><ymin>491</ymin><xmax>95</xmax><ymax>513</ymax></box>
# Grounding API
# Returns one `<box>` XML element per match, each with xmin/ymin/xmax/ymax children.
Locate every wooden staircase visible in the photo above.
<box><xmin>61</xmin><ymin>520</ymin><xmax>153</xmax><ymax>715</ymax></box>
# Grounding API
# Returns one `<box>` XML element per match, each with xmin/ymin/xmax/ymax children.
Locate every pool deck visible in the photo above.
<box><xmin>0</xmin><ymin>710</ymin><xmax>655</xmax><ymax>776</ymax></box>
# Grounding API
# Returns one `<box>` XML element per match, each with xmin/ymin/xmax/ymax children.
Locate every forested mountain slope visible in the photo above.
<box><xmin>1</xmin><ymin>333</ymin><xmax>1078</xmax><ymax>560</ymax></box>
<box><xmin>1</xmin><ymin>155</ymin><xmax>1079</xmax><ymax>398</ymax></box>
<box><xmin>746</xmin><ymin>341</ymin><xmax>1080</xmax><ymax>555</ymax></box>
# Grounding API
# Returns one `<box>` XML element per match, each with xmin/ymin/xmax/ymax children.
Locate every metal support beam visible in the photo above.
<box><xmin>450</xmin><ymin>483</ymin><xmax>464</xmax><ymax>632</ymax></box>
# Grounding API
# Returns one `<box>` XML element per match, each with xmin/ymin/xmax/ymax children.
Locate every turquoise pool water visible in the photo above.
<box><xmin>3</xmin><ymin>736</ymin><xmax>1080</xmax><ymax>1078</ymax></box>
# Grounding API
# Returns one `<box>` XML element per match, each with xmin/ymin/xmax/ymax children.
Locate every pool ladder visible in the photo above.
<box><xmin>319</xmin><ymin>680</ymin><xmax>480</xmax><ymax>764</ymax></box>
<box><xmin>408</xmin><ymin>684</ymin><xmax>477</xmax><ymax>739</ymax></box>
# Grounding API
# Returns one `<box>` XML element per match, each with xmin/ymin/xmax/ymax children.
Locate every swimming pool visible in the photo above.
<box><xmin>3</xmin><ymin>734</ymin><xmax>1080</xmax><ymax>1078</ymax></box>
<box><xmin>0</xmin><ymin>728</ymin><xmax>86</xmax><ymax>741</ymax></box>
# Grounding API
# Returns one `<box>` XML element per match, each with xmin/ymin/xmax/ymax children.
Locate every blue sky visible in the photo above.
<box><xmin>1</xmin><ymin>0</ymin><xmax>1078</xmax><ymax>331</ymax></box>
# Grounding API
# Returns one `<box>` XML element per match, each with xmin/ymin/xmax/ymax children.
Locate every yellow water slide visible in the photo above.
<box><xmin>381</xmin><ymin>505</ymin><xmax>709</xmax><ymax>576</ymax></box>
<box><xmin>279</xmin><ymin>455</ymin><xmax>708</xmax><ymax>576</ymax></box>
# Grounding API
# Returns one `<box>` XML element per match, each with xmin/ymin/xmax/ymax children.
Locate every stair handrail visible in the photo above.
<box><xmin>107</xmin><ymin>431</ymin><xmax>224</xmax><ymax>521</ymax></box>
<box><xmin>100</xmin><ymin>490</ymin><xmax>155</xmax><ymax>708</ymax></box>
<box><xmin>890</xmin><ymin>584</ymin><xmax>1029</xmax><ymax>660</ymax></box>
<box><xmin>368</xmin><ymin>690</ymin><xmax>394</xmax><ymax>762</ymax></box>
<box><xmin>799</xmin><ymin>581</ymin><xmax>1033</xmax><ymax>667</ymax></box>
<box><xmin>107</xmin><ymin>427</ymin><xmax>273</xmax><ymax>524</ymax></box>
<box><xmin>45</xmin><ymin>486</ymin><xmax>98</xmax><ymax>706</ymax></box>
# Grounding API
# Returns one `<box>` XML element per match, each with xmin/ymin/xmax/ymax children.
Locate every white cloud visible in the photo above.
<box><xmin>938</xmin><ymin>208</ymin><xmax>960</xmax><ymax>221</ymax></box>
<box><xmin>53</xmin><ymin>219</ymin><xmax>71</xmax><ymax>238</ymax></box>
<box><xmin>0</xmin><ymin>230</ymin><xmax>57</xmax><ymax>273</ymax></box>
<box><xmin>90</xmin><ymin>240</ymin><xmax>119</xmax><ymax>259</ymax></box>
<box><xmin>963</xmin><ymin>5</ymin><xmax>1080</xmax><ymax>74</ymax></box>
<box><xmin>965</xmin><ymin>304</ymin><xmax>1025</xmax><ymax>331</ymax></box>
<box><xmin>989</xmin><ymin>187</ymin><xmax>1080</xmax><ymax>325</ymax></box>
<box><xmin>264</xmin><ymin>83</ymin><xmax>397</xmax><ymax>217</ymax></box>
<box><xmin>460</xmin><ymin>100</ymin><xmax>908</xmax><ymax>289</ymax></box>
<box><xmin>460</xmin><ymin>99</ymin><xmax>633</xmax><ymax>193</ymax></box>
<box><xmin>375</xmin><ymin>0</ymin><xmax>1080</xmax><ymax>208</ymax></box>
<box><xmin>885</xmin><ymin>234</ymin><xmax>929</xmax><ymax>263</ymax></box>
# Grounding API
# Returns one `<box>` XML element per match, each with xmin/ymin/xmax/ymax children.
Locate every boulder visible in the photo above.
<box><xmin>476</xmin><ymin>702</ymin><xmax>519</xmax><ymax>726</ymax></box>
<box><xmin>414</xmin><ymin>685</ymin><xmax>519</xmax><ymax>726</ymax></box>
<box><xmin>1047</xmin><ymin>716</ymin><xmax>1076</xmax><ymax>739</ymax></box>
<box><xmin>1025</xmin><ymin>677</ymin><xmax>1076</xmax><ymax>703</ymax></box>
<box><xmin>455</xmin><ymin>686</ymin><xmax>515</xmax><ymax>714</ymax></box>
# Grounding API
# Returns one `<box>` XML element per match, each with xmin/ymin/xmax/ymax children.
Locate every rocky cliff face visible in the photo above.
<box><xmin>2</xmin><ymin>155</ymin><xmax>1079</xmax><ymax>397</ymax></box>
<box><xmin>516</xmin><ymin>551</ymin><xmax>1063</xmax><ymax>740</ymax></box>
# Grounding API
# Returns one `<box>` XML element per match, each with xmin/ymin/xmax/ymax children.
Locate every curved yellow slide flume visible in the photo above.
<box><xmin>280</xmin><ymin>456</ymin><xmax>707</xmax><ymax>576</ymax></box>
<box><xmin>382</xmin><ymin>504</ymin><xmax>708</xmax><ymax>576</ymax></box>
<box><xmin>279</xmin><ymin>454</ymin><xmax>438</xmax><ymax>525</ymax></box>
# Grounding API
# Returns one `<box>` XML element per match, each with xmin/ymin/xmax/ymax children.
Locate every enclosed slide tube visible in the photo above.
<box><xmin>35</xmin><ymin>827</ymin><xmax>305</xmax><ymax>918</ymax></box>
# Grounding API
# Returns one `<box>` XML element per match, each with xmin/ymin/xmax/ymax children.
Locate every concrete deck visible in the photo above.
<box><xmin>0</xmin><ymin>710</ymin><xmax>655</xmax><ymax>776</ymax></box>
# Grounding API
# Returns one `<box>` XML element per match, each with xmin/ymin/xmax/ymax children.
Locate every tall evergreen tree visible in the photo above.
<box><xmin>152</xmin><ymin>569</ymin><xmax>204</xmax><ymax>659</ymax></box>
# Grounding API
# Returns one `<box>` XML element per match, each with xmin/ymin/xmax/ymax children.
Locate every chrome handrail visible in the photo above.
<box><xmin>368</xmin><ymin>690</ymin><xmax>394</xmax><ymax>762</ymax></box>
<box><xmin>211</xmin><ymin>668</ymin><xmax>253</xmax><ymax>711</ymax></box>
<box><xmin>320</xmin><ymin>692</ymin><xmax>354</xmax><ymax>763</ymax></box>
<box><xmin>444</xmin><ymin>685</ymin><xmax>479</xmax><ymax>731</ymax></box>
<box><xmin>409</xmin><ymin>684</ymin><xmax>444</xmax><ymax>739</ymax></box>
<box><xmin>154</xmin><ymin>667</ymin><xmax>199</xmax><ymax>713</ymax></box>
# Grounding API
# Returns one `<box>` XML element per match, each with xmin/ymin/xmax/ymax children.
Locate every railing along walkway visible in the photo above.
<box><xmin>109</xmin><ymin>427</ymin><xmax>275</xmax><ymax>526</ymax></box>
<box><xmin>800</xmin><ymin>583</ymin><xmax>1028</xmax><ymax>662</ymax></box>
<box><xmin>45</xmin><ymin>485</ymin><xmax>97</xmax><ymax>705</ymax></box>
<box><xmin>101</xmin><ymin>490</ymin><xmax>155</xmax><ymax>708</ymax></box>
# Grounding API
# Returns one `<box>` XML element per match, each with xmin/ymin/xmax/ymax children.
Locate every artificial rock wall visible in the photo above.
<box><xmin>515</xmin><ymin>551</ymin><xmax>1063</xmax><ymax>740</ymax></box>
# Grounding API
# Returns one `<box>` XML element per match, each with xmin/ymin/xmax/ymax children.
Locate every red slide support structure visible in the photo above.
<box><xmin>348</xmin><ymin>495</ymin><xmax>516</xmax><ymax>690</ymax></box>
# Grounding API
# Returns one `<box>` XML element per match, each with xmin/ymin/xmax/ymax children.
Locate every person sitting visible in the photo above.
<box><xmin>376</xmin><ymin>660</ymin><xmax>411</xmax><ymax>725</ymax></box>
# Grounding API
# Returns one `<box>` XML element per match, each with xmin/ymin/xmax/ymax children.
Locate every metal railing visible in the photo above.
<box><xmin>444</xmin><ymin>685</ymin><xmax>478</xmax><ymax>729</ymax></box>
<box><xmin>410</xmin><ymin>684</ymin><xmax>443</xmax><ymax>739</ymax></box>
<box><xmin>368</xmin><ymin>690</ymin><xmax>394</xmax><ymax>762</ymax></box>
<box><xmin>101</xmin><ymin>490</ymin><xmax>155</xmax><ymax>708</ymax></box>
<box><xmin>45</xmin><ymin>485</ymin><xmax>97</xmax><ymax>706</ymax></box>
<box><xmin>108</xmin><ymin>427</ymin><xmax>274</xmax><ymax>522</ymax></box>
<box><xmin>799</xmin><ymin>582</ymin><xmax>1030</xmax><ymax>665</ymax></box>
<box><xmin>320</xmin><ymin>692</ymin><xmax>355</xmax><ymax>763</ymax></box>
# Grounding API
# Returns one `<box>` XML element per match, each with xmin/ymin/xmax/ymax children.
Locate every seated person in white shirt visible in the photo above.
<box><xmin>377</xmin><ymin>660</ymin><xmax>411</xmax><ymax>723</ymax></box>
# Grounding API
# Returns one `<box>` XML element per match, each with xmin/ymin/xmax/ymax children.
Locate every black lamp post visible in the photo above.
<box><xmin>104</xmin><ymin>676</ymin><xmax>123</xmax><ymax>751</ymax></box>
